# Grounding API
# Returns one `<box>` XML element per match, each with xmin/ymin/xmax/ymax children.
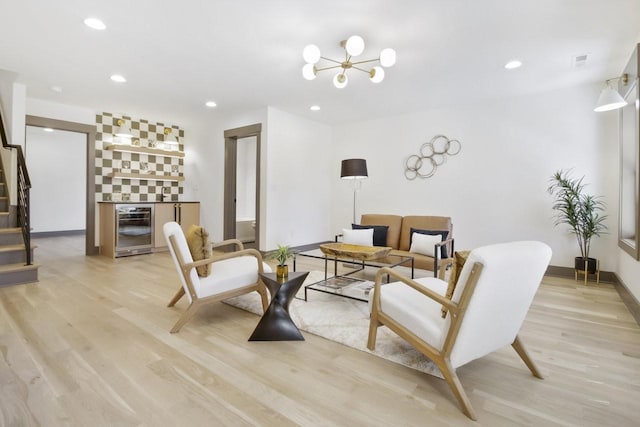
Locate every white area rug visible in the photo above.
<box><xmin>224</xmin><ymin>271</ymin><xmax>442</xmax><ymax>378</ymax></box>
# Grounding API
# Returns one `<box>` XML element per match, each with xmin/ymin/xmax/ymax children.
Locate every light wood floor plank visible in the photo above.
<box><xmin>0</xmin><ymin>235</ymin><xmax>639</xmax><ymax>426</ymax></box>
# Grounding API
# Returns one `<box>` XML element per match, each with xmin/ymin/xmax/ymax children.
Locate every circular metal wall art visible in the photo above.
<box><xmin>405</xmin><ymin>134</ymin><xmax>461</xmax><ymax>180</ymax></box>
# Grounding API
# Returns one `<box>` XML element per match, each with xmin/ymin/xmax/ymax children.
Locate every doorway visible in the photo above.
<box><xmin>25</xmin><ymin>126</ymin><xmax>86</xmax><ymax>233</ymax></box>
<box><xmin>223</xmin><ymin>123</ymin><xmax>261</xmax><ymax>250</ymax></box>
<box><xmin>25</xmin><ymin>115</ymin><xmax>97</xmax><ymax>255</ymax></box>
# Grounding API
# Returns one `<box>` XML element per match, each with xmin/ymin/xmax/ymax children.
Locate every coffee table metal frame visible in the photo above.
<box><xmin>293</xmin><ymin>248</ymin><xmax>414</xmax><ymax>302</ymax></box>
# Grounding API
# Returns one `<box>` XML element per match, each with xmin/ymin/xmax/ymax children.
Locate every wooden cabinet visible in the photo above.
<box><xmin>99</xmin><ymin>202</ymin><xmax>200</xmax><ymax>256</ymax></box>
<box><xmin>154</xmin><ymin>204</ymin><xmax>175</xmax><ymax>248</ymax></box>
<box><xmin>99</xmin><ymin>203</ymin><xmax>116</xmax><ymax>257</ymax></box>
<box><xmin>153</xmin><ymin>202</ymin><xmax>200</xmax><ymax>249</ymax></box>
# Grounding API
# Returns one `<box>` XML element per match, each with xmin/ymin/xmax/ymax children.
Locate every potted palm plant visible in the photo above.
<box><xmin>547</xmin><ymin>169</ymin><xmax>608</xmax><ymax>274</ymax></box>
<box><xmin>266</xmin><ymin>244</ymin><xmax>296</xmax><ymax>278</ymax></box>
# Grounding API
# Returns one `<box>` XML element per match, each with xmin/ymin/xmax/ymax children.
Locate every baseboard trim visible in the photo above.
<box><xmin>290</xmin><ymin>241</ymin><xmax>332</xmax><ymax>252</ymax></box>
<box><xmin>545</xmin><ymin>265</ymin><xmax>616</xmax><ymax>283</ymax></box>
<box><xmin>614</xmin><ymin>274</ymin><xmax>640</xmax><ymax>326</ymax></box>
<box><xmin>32</xmin><ymin>230</ymin><xmax>86</xmax><ymax>238</ymax></box>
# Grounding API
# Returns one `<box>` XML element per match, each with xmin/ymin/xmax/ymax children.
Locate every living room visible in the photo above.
<box><xmin>1</xmin><ymin>1</ymin><xmax>640</xmax><ymax>425</ymax></box>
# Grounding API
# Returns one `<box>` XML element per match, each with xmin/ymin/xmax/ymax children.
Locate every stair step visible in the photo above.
<box><xmin>0</xmin><ymin>243</ymin><xmax>38</xmax><ymax>253</ymax></box>
<box><xmin>0</xmin><ymin>262</ymin><xmax>39</xmax><ymax>287</ymax></box>
<box><xmin>0</xmin><ymin>228</ymin><xmax>21</xmax><ymax>234</ymax></box>
<box><xmin>0</xmin><ymin>262</ymin><xmax>39</xmax><ymax>273</ymax></box>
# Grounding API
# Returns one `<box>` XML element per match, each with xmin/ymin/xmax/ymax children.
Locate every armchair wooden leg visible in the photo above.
<box><xmin>167</xmin><ymin>287</ymin><xmax>185</xmax><ymax>307</ymax></box>
<box><xmin>257</xmin><ymin>286</ymin><xmax>269</xmax><ymax>313</ymax></box>
<box><xmin>170</xmin><ymin>303</ymin><xmax>199</xmax><ymax>333</ymax></box>
<box><xmin>512</xmin><ymin>335</ymin><xmax>543</xmax><ymax>379</ymax></box>
<box><xmin>438</xmin><ymin>358</ymin><xmax>477</xmax><ymax>421</ymax></box>
<box><xmin>367</xmin><ymin>311</ymin><xmax>381</xmax><ymax>350</ymax></box>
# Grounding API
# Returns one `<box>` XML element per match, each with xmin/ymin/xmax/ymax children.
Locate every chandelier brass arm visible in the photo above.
<box><xmin>302</xmin><ymin>35</ymin><xmax>396</xmax><ymax>88</ymax></box>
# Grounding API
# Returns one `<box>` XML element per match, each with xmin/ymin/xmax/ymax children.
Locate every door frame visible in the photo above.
<box><xmin>25</xmin><ymin>115</ymin><xmax>98</xmax><ymax>255</ymax></box>
<box><xmin>223</xmin><ymin>123</ymin><xmax>262</xmax><ymax>249</ymax></box>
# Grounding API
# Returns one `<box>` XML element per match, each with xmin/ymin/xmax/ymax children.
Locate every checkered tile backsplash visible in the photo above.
<box><xmin>95</xmin><ymin>112</ymin><xmax>184</xmax><ymax>202</ymax></box>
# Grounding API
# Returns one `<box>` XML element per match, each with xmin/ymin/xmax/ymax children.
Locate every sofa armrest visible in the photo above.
<box><xmin>434</xmin><ymin>237</ymin><xmax>455</xmax><ymax>278</ymax></box>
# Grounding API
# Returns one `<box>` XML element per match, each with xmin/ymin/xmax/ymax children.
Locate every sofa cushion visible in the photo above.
<box><xmin>410</xmin><ymin>228</ymin><xmax>449</xmax><ymax>259</ymax></box>
<box><xmin>388</xmin><ymin>249</ymin><xmax>436</xmax><ymax>271</ymax></box>
<box><xmin>400</xmin><ymin>216</ymin><xmax>452</xmax><ymax>252</ymax></box>
<box><xmin>352</xmin><ymin>223</ymin><xmax>389</xmax><ymax>247</ymax></box>
<box><xmin>409</xmin><ymin>232</ymin><xmax>442</xmax><ymax>257</ymax></box>
<box><xmin>342</xmin><ymin>228</ymin><xmax>374</xmax><ymax>246</ymax></box>
<box><xmin>361</xmin><ymin>214</ymin><xmax>403</xmax><ymax>249</ymax></box>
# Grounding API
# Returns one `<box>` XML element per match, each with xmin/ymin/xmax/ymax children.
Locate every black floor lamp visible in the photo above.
<box><xmin>341</xmin><ymin>158</ymin><xmax>368</xmax><ymax>224</ymax></box>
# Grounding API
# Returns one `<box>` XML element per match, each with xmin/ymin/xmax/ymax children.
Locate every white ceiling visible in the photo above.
<box><xmin>1</xmin><ymin>0</ymin><xmax>639</xmax><ymax>125</ymax></box>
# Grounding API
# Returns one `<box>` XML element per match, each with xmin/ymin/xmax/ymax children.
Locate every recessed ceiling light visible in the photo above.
<box><xmin>504</xmin><ymin>60</ymin><xmax>522</xmax><ymax>70</ymax></box>
<box><xmin>310</xmin><ymin>105</ymin><xmax>321</xmax><ymax>111</ymax></box>
<box><xmin>49</xmin><ymin>85</ymin><xmax>62</xmax><ymax>93</ymax></box>
<box><xmin>84</xmin><ymin>18</ymin><xmax>106</xmax><ymax>30</ymax></box>
<box><xmin>110</xmin><ymin>74</ymin><xmax>126</xmax><ymax>83</ymax></box>
<box><xmin>43</xmin><ymin>128</ymin><xmax>54</xmax><ymax>132</ymax></box>
<box><xmin>205</xmin><ymin>101</ymin><xmax>217</xmax><ymax>107</ymax></box>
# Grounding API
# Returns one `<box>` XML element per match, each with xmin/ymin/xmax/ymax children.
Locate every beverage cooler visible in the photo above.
<box><xmin>115</xmin><ymin>204</ymin><xmax>154</xmax><ymax>257</ymax></box>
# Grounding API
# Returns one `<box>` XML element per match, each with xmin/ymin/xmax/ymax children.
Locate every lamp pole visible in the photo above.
<box><xmin>352</xmin><ymin>178</ymin><xmax>363</xmax><ymax>224</ymax></box>
<box><xmin>340</xmin><ymin>158</ymin><xmax>368</xmax><ymax>225</ymax></box>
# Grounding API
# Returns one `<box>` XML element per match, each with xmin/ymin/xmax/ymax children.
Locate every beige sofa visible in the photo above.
<box><xmin>358</xmin><ymin>214</ymin><xmax>454</xmax><ymax>278</ymax></box>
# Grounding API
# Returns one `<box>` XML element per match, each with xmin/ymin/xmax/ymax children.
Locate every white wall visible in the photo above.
<box><xmin>264</xmin><ymin>107</ymin><xmax>333</xmax><ymax>249</ymax></box>
<box><xmin>0</xmin><ymin>76</ymin><xmax>26</xmax><ymax>204</ymax></box>
<box><xmin>331</xmin><ymin>83</ymin><xmax>619</xmax><ymax>273</ymax></box>
<box><xmin>27</xmin><ymin>98</ymin><xmax>96</xmax><ymax>125</ymax></box>
<box><xmin>189</xmin><ymin>106</ymin><xmax>333</xmax><ymax>250</ymax></box>
<box><xmin>25</xmin><ymin>126</ymin><xmax>86</xmax><ymax>232</ymax></box>
<box><xmin>187</xmin><ymin>108</ymin><xmax>268</xmax><ymax>243</ymax></box>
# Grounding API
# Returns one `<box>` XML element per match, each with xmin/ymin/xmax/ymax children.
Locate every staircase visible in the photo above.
<box><xmin>0</xmin><ymin>106</ymin><xmax>38</xmax><ymax>287</ymax></box>
<box><xmin>0</xmin><ymin>187</ymin><xmax>37</xmax><ymax>287</ymax></box>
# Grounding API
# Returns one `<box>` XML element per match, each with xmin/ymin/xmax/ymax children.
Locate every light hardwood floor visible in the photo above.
<box><xmin>1</xmin><ymin>235</ymin><xmax>639</xmax><ymax>426</ymax></box>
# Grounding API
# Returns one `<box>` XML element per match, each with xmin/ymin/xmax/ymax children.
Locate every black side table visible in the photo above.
<box><xmin>249</xmin><ymin>271</ymin><xmax>309</xmax><ymax>341</ymax></box>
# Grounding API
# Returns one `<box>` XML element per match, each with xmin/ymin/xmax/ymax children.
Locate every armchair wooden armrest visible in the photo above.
<box><xmin>373</xmin><ymin>267</ymin><xmax>460</xmax><ymax>314</ymax></box>
<box><xmin>212</xmin><ymin>238</ymin><xmax>244</xmax><ymax>252</ymax></box>
<box><xmin>183</xmin><ymin>248</ymin><xmax>267</xmax><ymax>274</ymax></box>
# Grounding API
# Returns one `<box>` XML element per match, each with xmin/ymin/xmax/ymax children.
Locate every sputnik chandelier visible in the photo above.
<box><xmin>302</xmin><ymin>35</ymin><xmax>396</xmax><ymax>88</ymax></box>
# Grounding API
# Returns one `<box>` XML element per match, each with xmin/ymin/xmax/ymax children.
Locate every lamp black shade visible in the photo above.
<box><xmin>341</xmin><ymin>158</ymin><xmax>368</xmax><ymax>179</ymax></box>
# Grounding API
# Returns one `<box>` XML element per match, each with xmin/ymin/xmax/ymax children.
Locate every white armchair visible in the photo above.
<box><xmin>163</xmin><ymin>221</ymin><xmax>269</xmax><ymax>333</ymax></box>
<box><xmin>368</xmin><ymin>241</ymin><xmax>552</xmax><ymax>420</ymax></box>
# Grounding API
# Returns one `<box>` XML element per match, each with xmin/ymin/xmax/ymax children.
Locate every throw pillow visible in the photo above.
<box><xmin>410</xmin><ymin>228</ymin><xmax>449</xmax><ymax>258</ymax></box>
<box><xmin>352</xmin><ymin>224</ymin><xmax>389</xmax><ymax>247</ymax></box>
<box><xmin>342</xmin><ymin>228</ymin><xmax>374</xmax><ymax>246</ymax></box>
<box><xmin>442</xmin><ymin>250</ymin><xmax>471</xmax><ymax>318</ymax></box>
<box><xmin>185</xmin><ymin>224</ymin><xmax>212</xmax><ymax>277</ymax></box>
<box><xmin>409</xmin><ymin>232</ymin><xmax>442</xmax><ymax>257</ymax></box>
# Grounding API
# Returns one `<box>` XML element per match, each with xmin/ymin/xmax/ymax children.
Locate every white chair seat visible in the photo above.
<box><xmin>370</xmin><ymin>277</ymin><xmax>448</xmax><ymax>350</ymax></box>
<box><xmin>198</xmin><ymin>257</ymin><xmax>272</xmax><ymax>298</ymax></box>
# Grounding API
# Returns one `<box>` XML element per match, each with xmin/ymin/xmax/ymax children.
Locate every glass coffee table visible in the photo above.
<box><xmin>293</xmin><ymin>243</ymin><xmax>414</xmax><ymax>302</ymax></box>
